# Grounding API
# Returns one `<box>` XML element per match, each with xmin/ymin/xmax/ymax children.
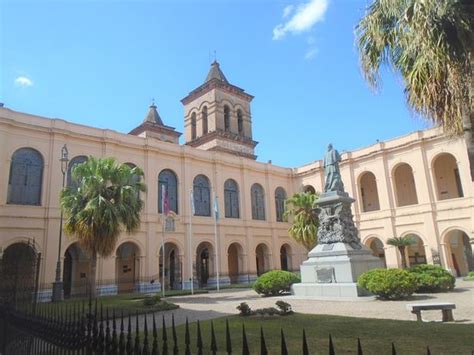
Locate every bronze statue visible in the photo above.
<box><xmin>323</xmin><ymin>144</ymin><xmax>344</xmax><ymax>192</ymax></box>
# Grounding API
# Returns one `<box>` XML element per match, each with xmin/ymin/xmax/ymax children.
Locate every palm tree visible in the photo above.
<box><xmin>387</xmin><ymin>236</ymin><xmax>416</xmax><ymax>269</ymax></box>
<box><xmin>356</xmin><ymin>0</ymin><xmax>474</xmax><ymax>179</ymax></box>
<box><xmin>283</xmin><ymin>192</ymin><xmax>319</xmax><ymax>251</ymax></box>
<box><xmin>61</xmin><ymin>157</ymin><xmax>146</xmax><ymax>297</ymax></box>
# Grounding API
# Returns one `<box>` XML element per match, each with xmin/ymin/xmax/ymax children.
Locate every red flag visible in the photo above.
<box><xmin>162</xmin><ymin>185</ymin><xmax>170</xmax><ymax>216</ymax></box>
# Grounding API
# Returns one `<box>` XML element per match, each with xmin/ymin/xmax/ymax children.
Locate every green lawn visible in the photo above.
<box><xmin>163</xmin><ymin>313</ymin><xmax>474</xmax><ymax>354</ymax></box>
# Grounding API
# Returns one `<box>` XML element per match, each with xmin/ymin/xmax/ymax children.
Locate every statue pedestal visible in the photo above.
<box><xmin>292</xmin><ymin>190</ymin><xmax>383</xmax><ymax>298</ymax></box>
<box><xmin>292</xmin><ymin>242</ymin><xmax>383</xmax><ymax>298</ymax></box>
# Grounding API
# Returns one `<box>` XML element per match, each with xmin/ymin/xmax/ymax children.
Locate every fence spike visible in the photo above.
<box><xmin>172</xmin><ymin>313</ymin><xmax>178</xmax><ymax>355</ymax></box>
<box><xmin>302</xmin><ymin>329</ymin><xmax>309</xmax><ymax>355</ymax></box>
<box><xmin>134</xmin><ymin>311</ymin><xmax>141</xmax><ymax>354</ymax></box>
<box><xmin>111</xmin><ymin>309</ymin><xmax>118</xmax><ymax>354</ymax></box>
<box><xmin>242</xmin><ymin>324</ymin><xmax>249</xmax><ymax>355</ymax></box>
<box><xmin>126</xmin><ymin>312</ymin><xmax>133</xmax><ymax>354</ymax></box>
<box><xmin>391</xmin><ymin>342</ymin><xmax>396</xmax><ymax>355</ymax></box>
<box><xmin>105</xmin><ymin>308</ymin><xmax>112</xmax><ymax>354</ymax></box>
<box><xmin>185</xmin><ymin>317</ymin><xmax>191</xmax><ymax>355</ymax></box>
<box><xmin>162</xmin><ymin>315</ymin><xmax>168</xmax><ymax>355</ymax></box>
<box><xmin>357</xmin><ymin>337</ymin><xmax>363</xmax><ymax>355</ymax></box>
<box><xmin>281</xmin><ymin>328</ymin><xmax>288</xmax><ymax>355</ymax></box>
<box><xmin>197</xmin><ymin>320</ymin><xmax>204</xmax><ymax>355</ymax></box>
<box><xmin>143</xmin><ymin>315</ymin><xmax>150</xmax><ymax>355</ymax></box>
<box><xmin>426</xmin><ymin>345</ymin><xmax>431</xmax><ymax>355</ymax></box>
<box><xmin>225</xmin><ymin>318</ymin><xmax>232</xmax><ymax>354</ymax></box>
<box><xmin>210</xmin><ymin>320</ymin><xmax>218</xmax><ymax>354</ymax></box>
<box><xmin>119</xmin><ymin>310</ymin><xmax>126</xmax><ymax>354</ymax></box>
<box><xmin>96</xmin><ymin>303</ymin><xmax>105</xmax><ymax>354</ymax></box>
<box><xmin>152</xmin><ymin>314</ymin><xmax>160</xmax><ymax>355</ymax></box>
<box><xmin>260</xmin><ymin>327</ymin><xmax>267</xmax><ymax>355</ymax></box>
<box><xmin>329</xmin><ymin>334</ymin><xmax>335</xmax><ymax>355</ymax></box>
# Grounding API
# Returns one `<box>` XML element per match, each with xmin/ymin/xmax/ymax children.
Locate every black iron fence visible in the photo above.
<box><xmin>0</xmin><ymin>300</ymin><xmax>435</xmax><ymax>355</ymax></box>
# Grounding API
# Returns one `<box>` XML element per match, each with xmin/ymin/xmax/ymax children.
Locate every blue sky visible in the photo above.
<box><xmin>1</xmin><ymin>0</ymin><xmax>430</xmax><ymax>167</ymax></box>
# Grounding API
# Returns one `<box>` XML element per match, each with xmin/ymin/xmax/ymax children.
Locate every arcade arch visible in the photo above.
<box><xmin>359</xmin><ymin>172</ymin><xmax>380</xmax><ymax>212</ymax></box>
<box><xmin>444</xmin><ymin>229</ymin><xmax>473</xmax><ymax>276</ymax></box>
<box><xmin>393</xmin><ymin>164</ymin><xmax>418</xmax><ymax>207</ymax></box>
<box><xmin>280</xmin><ymin>244</ymin><xmax>292</xmax><ymax>271</ymax></box>
<box><xmin>228</xmin><ymin>242</ymin><xmax>244</xmax><ymax>284</ymax></box>
<box><xmin>364</xmin><ymin>237</ymin><xmax>386</xmax><ymax>267</ymax></box>
<box><xmin>433</xmin><ymin>153</ymin><xmax>463</xmax><ymax>200</ymax></box>
<box><xmin>255</xmin><ymin>243</ymin><xmax>270</xmax><ymax>276</ymax></box>
<box><xmin>63</xmin><ymin>243</ymin><xmax>90</xmax><ymax>298</ymax></box>
<box><xmin>196</xmin><ymin>242</ymin><xmax>214</xmax><ymax>287</ymax></box>
<box><xmin>116</xmin><ymin>242</ymin><xmax>140</xmax><ymax>293</ymax></box>
<box><xmin>159</xmin><ymin>242</ymin><xmax>181</xmax><ymax>290</ymax></box>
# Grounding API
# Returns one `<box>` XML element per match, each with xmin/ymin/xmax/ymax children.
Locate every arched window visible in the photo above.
<box><xmin>224</xmin><ymin>105</ymin><xmax>230</xmax><ymax>132</ymax></box>
<box><xmin>193</xmin><ymin>175</ymin><xmax>211</xmax><ymax>216</ymax></box>
<box><xmin>393</xmin><ymin>163</ymin><xmax>418</xmax><ymax>206</ymax></box>
<box><xmin>251</xmin><ymin>183</ymin><xmax>265</xmax><ymax>220</ymax></box>
<box><xmin>224</xmin><ymin>179</ymin><xmax>240</xmax><ymax>218</ymax></box>
<box><xmin>202</xmin><ymin>106</ymin><xmax>208</xmax><ymax>135</ymax></box>
<box><xmin>359</xmin><ymin>172</ymin><xmax>380</xmax><ymax>212</ymax></box>
<box><xmin>275</xmin><ymin>187</ymin><xmax>287</xmax><ymax>222</ymax></box>
<box><xmin>191</xmin><ymin>113</ymin><xmax>197</xmax><ymax>140</ymax></box>
<box><xmin>7</xmin><ymin>148</ymin><xmax>43</xmax><ymax>205</ymax></box>
<box><xmin>237</xmin><ymin>109</ymin><xmax>244</xmax><ymax>135</ymax></box>
<box><xmin>433</xmin><ymin>153</ymin><xmax>463</xmax><ymax>200</ymax></box>
<box><xmin>67</xmin><ymin>156</ymin><xmax>88</xmax><ymax>187</ymax></box>
<box><xmin>159</xmin><ymin>169</ymin><xmax>178</xmax><ymax>214</ymax></box>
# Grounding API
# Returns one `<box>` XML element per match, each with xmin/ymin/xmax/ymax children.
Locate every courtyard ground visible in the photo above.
<box><xmin>154</xmin><ymin>278</ymin><xmax>474</xmax><ymax>326</ymax></box>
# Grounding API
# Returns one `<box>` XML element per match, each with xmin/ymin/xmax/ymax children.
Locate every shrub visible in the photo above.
<box><xmin>142</xmin><ymin>294</ymin><xmax>161</xmax><ymax>306</ymax></box>
<box><xmin>468</xmin><ymin>271</ymin><xmax>474</xmax><ymax>278</ymax></box>
<box><xmin>358</xmin><ymin>268</ymin><xmax>417</xmax><ymax>300</ymax></box>
<box><xmin>253</xmin><ymin>270</ymin><xmax>300</xmax><ymax>296</ymax></box>
<box><xmin>408</xmin><ymin>265</ymin><xmax>455</xmax><ymax>292</ymax></box>
<box><xmin>236</xmin><ymin>302</ymin><xmax>253</xmax><ymax>316</ymax></box>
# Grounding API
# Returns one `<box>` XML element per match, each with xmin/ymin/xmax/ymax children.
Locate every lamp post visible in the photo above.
<box><xmin>52</xmin><ymin>144</ymin><xmax>69</xmax><ymax>302</ymax></box>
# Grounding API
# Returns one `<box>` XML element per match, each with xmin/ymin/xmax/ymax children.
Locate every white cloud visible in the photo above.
<box><xmin>305</xmin><ymin>47</ymin><xmax>318</xmax><ymax>60</ymax></box>
<box><xmin>14</xmin><ymin>76</ymin><xmax>33</xmax><ymax>88</ymax></box>
<box><xmin>273</xmin><ymin>0</ymin><xmax>329</xmax><ymax>40</ymax></box>
<box><xmin>283</xmin><ymin>5</ymin><xmax>294</xmax><ymax>18</ymax></box>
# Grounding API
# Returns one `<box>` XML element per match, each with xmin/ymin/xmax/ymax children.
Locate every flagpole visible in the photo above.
<box><xmin>213</xmin><ymin>190</ymin><xmax>220</xmax><ymax>292</ymax></box>
<box><xmin>161</xmin><ymin>185</ymin><xmax>166</xmax><ymax>298</ymax></box>
<box><xmin>189</xmin><ymin>189</ymin><xmax>194</xmax><ymax>295</ymax></box>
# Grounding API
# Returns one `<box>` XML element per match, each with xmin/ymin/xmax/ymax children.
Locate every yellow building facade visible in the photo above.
<box><xmin>0</xmin><ymin>63</ymin><xmax>473</xmax><ymax>301</ymax></box>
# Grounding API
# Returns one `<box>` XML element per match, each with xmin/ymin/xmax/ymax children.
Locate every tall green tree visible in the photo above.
<box><xmin>283</xmin><ymin>192</ymin><xmax>319</xmax><ymax>251</ymax></box>
<box><xmin>387</xmin><ymin>236</ymin><xmax>416</xmax><ymax>269</ymax></box>
<box><xmin>61</xmin><ymin>157</ymin><xmax>146</xmax><ymax>297</ymax></box>
<box><xmin>356</xmin><ymin>0</ymin><xmax>474</xmax><ymax>178</ymax></box>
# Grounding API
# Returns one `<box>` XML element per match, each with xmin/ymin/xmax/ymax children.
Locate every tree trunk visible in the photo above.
<box><xmin>466</xmin><ymin>55</ymin><xmax>474</xmax><ymax>180</ymax></box>
<box><xmin>399</xmin><ymin>246</ymin><xmax>407</xmax><ymax>269</ymax></box>
<box><xmin>89</xmin><ymin>249</ymin><xmax>97</xmax><ymax>298</ymax></box>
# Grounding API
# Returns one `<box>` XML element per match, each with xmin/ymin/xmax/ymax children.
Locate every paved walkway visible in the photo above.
<box><xmin>137</xmin><ymin>278</ymin><xmax>474</xmax><ymax>330</ymax></box>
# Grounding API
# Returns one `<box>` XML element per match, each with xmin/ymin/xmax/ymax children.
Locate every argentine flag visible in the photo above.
<box><xmin>214</xmin><ymin>195</ymin><xmax>219</xmax><ymax>221</ymax></box>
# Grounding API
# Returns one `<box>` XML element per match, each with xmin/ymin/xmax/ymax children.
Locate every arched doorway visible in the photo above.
<box><xmin>433</xmin><ymin>154</ymin><xmax>463</xmax><ymax>200</ymax></box>
<box><xmin>159</xmin><ymin>243</ymin><xmax>181</xmax><ymax>290</ymax></box>
<box><xmin>365</xmin><ymin>237</ymin><xmax>386</xmax><ymax>267</ymax></box>
<box><xmin>406</xmin><ymin>234</ymin><xmax>426</xmax><ymax>267</ymax></box>
<box><xmin>116</xmin><ymin>242</ymin><xmax>140</xmax><ymax>293</ymax></box>
<box><xmin>303</xmin><ymin>185</ymin><xmax>316</xmax><ymax>194</ymax></box>
<box><xmin>393</xmin><ymin>164</ymin><xmax>418</xmax><ymax>206</ymax></box>
<box><xmin>280</xmin><ymin>244</ymin><xmax>292</xmax><ymax>271</ymax></box>
<box><xmin>196</xmin><ymin>242</ymin><xmax>214</xmax><ymax>288</ymax></box>
<box><xmin>445</xmin><ymin>230</ymin><xmax>473</xmax><ymax>276</ymax></box>
<box><xmin>228</xmin><ymin>243</ymin><xmax>243</xmax><ymax>284</ymax></box>
<box><xmin>359</xmin><ymin>172</ymin><xmax>380</xmax><ymax>212</ymax></box>
<box><xmin>63</xmin><ymin>243</ymin><xmax>90</xmax><ymax>298</ymax></box>
<box><xmin>0</xmin><ymin>242</ymin><xmax>38</xmax><ymax>306</ymax></box>
<box><xmin>256</xmin><ymin>243</ymin><xmax>270</xmax><ymax>276</ymax></box>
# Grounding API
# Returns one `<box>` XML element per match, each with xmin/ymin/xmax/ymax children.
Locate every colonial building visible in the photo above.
<box><xmin>0</xmin><ymin>62</ymin><xmax>473</xmax><ymax>301</ymax></box>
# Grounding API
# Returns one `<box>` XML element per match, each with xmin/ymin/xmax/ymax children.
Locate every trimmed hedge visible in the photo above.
<box><xmin>357</xmin><ymin>268</ymin><xmax>417</xmax><ymax>300</ymax></box>
<box><xmin>408</xmin><ymin>264</ymin><xmax>455</xmax><ymax>293</ymax></box>
<box><xmin>253</xmin><ymin>270</ymin><xmax>300</xmax><ymax>296</ymax></box>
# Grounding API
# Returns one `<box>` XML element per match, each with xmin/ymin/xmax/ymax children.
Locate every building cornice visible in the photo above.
<box><xmin>181</xmin><ymin>79</ymin><xmax>254</xmax><ymax>105</ymax></box>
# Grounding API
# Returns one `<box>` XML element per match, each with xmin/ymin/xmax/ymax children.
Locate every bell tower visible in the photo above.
<box><xmin>181</xmin><ymin>61</ymin><xmax>258</xmax><ymax>159</ymax></box>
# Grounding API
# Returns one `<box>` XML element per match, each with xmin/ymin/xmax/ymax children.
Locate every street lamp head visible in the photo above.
<box><xmin>60</xmin><ymin>144</ymin><xmax>69</xmax><ymax>174</ymax></box>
